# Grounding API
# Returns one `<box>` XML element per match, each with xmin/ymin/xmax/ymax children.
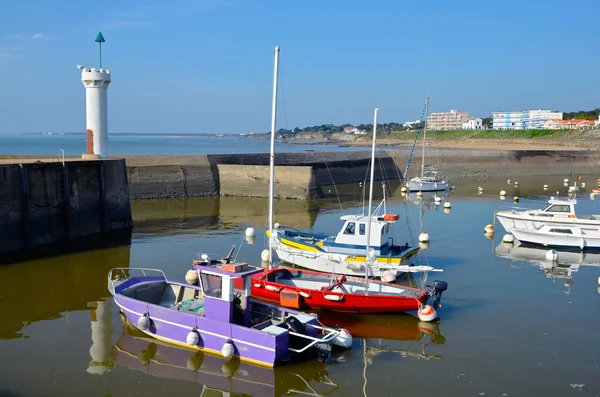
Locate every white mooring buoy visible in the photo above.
<box><xmin>564</xmin><ymin>178</ymin><xmax>569</xmax><ymax>183</ymax></box>
<box><xmin>245</xmin><ymin>227</ymin><xmax>255</xmax><ymax>237</ymax></box>
<box><xmin>419</xmin><ymin>232</ymin><xmax>430</xmax><ymax>243</ymax></box>
<box><xmin>260</xmin><ymin>249</ymin><xmax>270</xmax><ymax>262</ymax></box>
<box><xmin>513</xmin><ymin>196</ymin><xmax>519</xmax><ymax>203</ymax></box>
<box><xmin>434</xmin><ymin>196</ymin><xmax>442</xmax><ymax>204</ymax></box>
<box><xmin>545</xmin><ymin>249</ymin><xmax>559</xmax><ymax>262</ymax></box>
<box><xmin>400</xmin><ymin>186</ymin><xmax>408</xmax><ymax>193</ymax></box>
<box><xmin>443</xmin><ymin>202</ymin><xmax>451</xmax><ymax>209</ymax></box>
<box><xmin>500</xmin><ymin>190</ymin><xmax>506</xmax><ymax>196</ymax></box>
<box><xmin>484</xmin><ymin>224</ymin><xmax>495</xmax><ymax>233</ymax></box>
<box><xmin>543</xmin><ymin>184</ymin><xmax>548</xmax><ymax>190</ymax></box>
<box><xmin>502</xmin><ymin>234</ymin><xmax>515</xmax><ymax>243</ymax></box>
<box><xmin>581</xmin><ymin>182</ymin><xmax>586</xmax><ymax>188</ymax></box>
<box><xmin>416</xmin><ymin>191</ymin><xmax>423</xmax><ymax>197</ymax></box>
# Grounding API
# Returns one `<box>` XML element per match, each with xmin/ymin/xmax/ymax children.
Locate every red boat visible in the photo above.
<box><xmin>249</xmin><ymin>267</ymin><xmax>447</xmax><ymax>314</ymax></box>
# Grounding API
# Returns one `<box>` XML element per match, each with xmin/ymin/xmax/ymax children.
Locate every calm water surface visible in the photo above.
<box><xmin>1</xmin><ymin>178</ymin><xmax>600</xmax><ymax>396</ymax></box>
<box><xmin>0</xmin><ymin>134</ymin><xmax>365</xmax><ymax>156</ymax></box>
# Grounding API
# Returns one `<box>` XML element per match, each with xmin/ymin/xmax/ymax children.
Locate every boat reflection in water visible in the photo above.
<box><xmin>100</xmin><ymin>320</ymin><xmax>342</xmax><ymax>396</ymax></box>
<box><xmin>320</xmin><ymin>311</ymin><xmax>445</xmax><ymax>360</ymax></box>
<box><xmin>495</xmin><ymin>241</ymin><xmax>600</xmax><ymax>293</ymax></box>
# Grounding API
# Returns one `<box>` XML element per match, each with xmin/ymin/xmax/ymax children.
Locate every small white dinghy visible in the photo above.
<box><xmin>511</xmin><ymin>224</ymin><xmax>600</xmax><ymax>250</ymax></box>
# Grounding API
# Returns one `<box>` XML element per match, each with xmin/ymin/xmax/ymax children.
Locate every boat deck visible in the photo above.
<box><xmin>268</xmin><ymin>270</ymin><xmax>424</xmax><ymax>298</ymax></box>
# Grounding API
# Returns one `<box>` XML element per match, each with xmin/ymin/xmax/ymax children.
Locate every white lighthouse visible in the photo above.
<box><xmin>78</xmin><ymin>32</ymin><xmax>111</xmax><ymax>159</ymax></box>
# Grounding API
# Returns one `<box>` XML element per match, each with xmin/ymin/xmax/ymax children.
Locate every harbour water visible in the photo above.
<box><xmin>0</xmin><ymin>134</ymin><xmax>364</xmax><ymax>156</ymax></box>
<box><xmin>1</xmin><ymin>179</ymin><xmax>600</xmax><ymax>396</ymax></box>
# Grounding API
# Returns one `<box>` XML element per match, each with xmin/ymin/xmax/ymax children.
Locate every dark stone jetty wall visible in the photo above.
<box><xmin>0</xmin><ymin>159</ymin><xmax>132</xmax><ymax>255</ymax></box>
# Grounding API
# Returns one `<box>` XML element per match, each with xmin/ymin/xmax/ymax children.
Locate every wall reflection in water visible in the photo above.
<box><xmin>0</xmin><ymin>234</ymin><xmax>131</xmax><ymax>340</ymax></box>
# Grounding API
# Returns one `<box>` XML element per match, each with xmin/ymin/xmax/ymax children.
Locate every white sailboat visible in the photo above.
<box><xmin>407</xmin><ymin>97</ymin><xmax>449</xmax><ymax>192</ymax></box>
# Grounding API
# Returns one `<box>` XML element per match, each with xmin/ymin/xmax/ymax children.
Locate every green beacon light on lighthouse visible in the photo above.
<box><xmin>95</xmin><ymin>32</ymin><xmax>105</xmax><ymax>69</ymax></box>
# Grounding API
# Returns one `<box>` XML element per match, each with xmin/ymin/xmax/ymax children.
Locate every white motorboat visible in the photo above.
<box><xmin>495</xmin><ymin>191</ymin><xmax>600</xmax><ymax>233</ymax></box>
<box><xmin>511</xmin><ymin>224</ymin><xmax>600</xmax><ymax>250</ymax></box>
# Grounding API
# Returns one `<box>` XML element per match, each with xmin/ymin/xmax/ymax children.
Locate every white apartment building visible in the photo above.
<box><xmin>427</xmin><ymin>109</ymin><xmax>471</xmax><ymax>130</ymax></box>
<box><xmin>462</xmin><ymin>118</ymin><xmax>483</xmax><ymax>130</ymax></box>
<box><xmin>492</xmin><ymin>109</ymin><xmax>563</xmax><ymax>130</ymax></box>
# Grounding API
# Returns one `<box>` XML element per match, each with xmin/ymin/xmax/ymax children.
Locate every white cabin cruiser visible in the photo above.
<box><xmin>496</xmin><ymin>193</ymin><xmax>600</xmax><ymax>233</ymax></box>
<box><xmin>269</xmin><ymin>199</ymin><xmax>441</xmax><ymax>279</ymax></box>
<box><xmin>510</xmin><ymin>224</ymin><xmax>600</xmax><ymax>250</ymax></box>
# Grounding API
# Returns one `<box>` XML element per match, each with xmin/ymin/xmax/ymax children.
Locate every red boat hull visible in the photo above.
<box><xmin>250</xmin><ymin>269</ymin><xmax>428</xmax><ymax>314</ymax></box>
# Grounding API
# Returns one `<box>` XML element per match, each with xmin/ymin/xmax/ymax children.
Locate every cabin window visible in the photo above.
<box><xmin>200</xmin><ymin>273</ymin><xmax>222</xmax><ymax>298</ymax></box>
<box><xmin>344</xmin><ymin>222</ymin><xmax>356</xmax><ymax>235</ymax></box>
<box><xmin>546</xmin><ymin>205</ymin><xmax>571</xmax><ymax>213</ymax></box>
<box><xmin>359</xmin><ymin>223</ymin><xmax>366</xmax><ymax>235</ymax></box>
<box><xmin>549</xmin><ymin>228</ymin><xmax>573</xmax><ymax>234</ymax></box>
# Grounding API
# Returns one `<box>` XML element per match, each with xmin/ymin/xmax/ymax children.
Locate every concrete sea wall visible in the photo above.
<box><xmin>0</xmin><ymin>159</ymin><xmax>132</xmax><ymax>255</ymax></box>
<box><xmin>123</xmin><ymin>151</ymin><xmax>400</xmax><ymax>200</ymax></box>
<box><xmin>121</xmin><ymin>148</ymin><xmax>600</xmax><ymax>200</ymax></box>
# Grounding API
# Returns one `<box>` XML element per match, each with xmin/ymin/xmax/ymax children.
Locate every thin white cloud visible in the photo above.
<box><xmin>0</xmin><ymin>45</ymin><xmax>22</xmax><ymax>52</ymax></box>
<box><xmin>0</xmin><ymin>52</ymin><xmax>24</xmax><ymax>67</ymax></box>
<box><xmin>6</xmin><ymin>34</ymin><xmax>26</xmax><ymax>40</ymax></box>
<box><xmin>31</xmin><ymin>33</ymin><xmax>48</xmax><ymax>40</ymax></box>
<box><xmin>101</xmin><ymin>20</ymin><xmax>153</xmax><ymax>30</ymax></box>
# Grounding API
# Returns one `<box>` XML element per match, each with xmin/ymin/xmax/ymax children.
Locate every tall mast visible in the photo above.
<box><xmin>365</xmin><ymin>108</ymin><xmax>379</xmax><ymax>290</ymax></box>
<box><xmin>421</xmin><ymin>96</ymin><xmax>429</xmax><ymax>177</ymax></box>
<box><xmin>268</xmin><ymin>46</ymin><xmax>280</xmax><ymax>270</ymax></box>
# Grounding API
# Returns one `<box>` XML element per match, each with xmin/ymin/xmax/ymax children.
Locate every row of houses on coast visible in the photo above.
<box><xmin>422</xmin><ymin>109</ymin><xmax>599</xmax><ymax>131</ymax></box>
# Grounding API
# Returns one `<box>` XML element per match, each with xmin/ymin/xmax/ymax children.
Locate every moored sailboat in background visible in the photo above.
<box><xmin>406</xmin><ymin>97</ymin><xmax>450</xmax><ymax>192</ymax></box>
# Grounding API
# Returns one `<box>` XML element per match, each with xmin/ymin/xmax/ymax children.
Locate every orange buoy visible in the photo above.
<box><xmin>383</xmin><ymin>213</ymin><xmax>400</xmax><ymax>221</ymax></box>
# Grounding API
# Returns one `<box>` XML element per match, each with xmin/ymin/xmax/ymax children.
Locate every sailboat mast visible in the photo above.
<box><xmin>421</xmin><ymin>96</ymin><xmax>429</xmax><ymax>177</ymax></box>
<box><xmin>365</xmin><ymin>108</ymin><xmax>378</xmax><ymax>288</ymax></box>
<box><xmin>268</xmin><ymin>46</ymin><xmax>280</xmax><ymax>269</ymax></box>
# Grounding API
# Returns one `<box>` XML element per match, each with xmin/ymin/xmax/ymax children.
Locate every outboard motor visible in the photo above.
<box><xmin>429</xmin><ymin>280</ymin><xmax>448</xmax><ymax>308</ymax></box>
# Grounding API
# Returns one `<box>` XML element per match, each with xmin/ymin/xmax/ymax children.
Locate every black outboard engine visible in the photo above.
<box><xmin>429</xmin><ymin>280</ymin><xmax>448</xmax><ymax>308</ymax></box>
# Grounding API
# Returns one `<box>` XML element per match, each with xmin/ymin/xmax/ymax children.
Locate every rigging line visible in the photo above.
<box><xmin>403</xmin><ymin>100</ymin><xmax>428</xmax><ymax>178</ymax></box>
<box><xmin>320</xmin><ymin>153</ymin><xmax>343</xmax><ymax>211</ymax></box>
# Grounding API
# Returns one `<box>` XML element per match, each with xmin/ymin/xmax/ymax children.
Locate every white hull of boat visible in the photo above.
<box><xmin>496</xmin><ymin>213</ymin><xmax>600</xmax><ymax>234</ymax></box>
<box><xmin>407</xmin><ymin>180</ymin><xmax>447</xmax><ymax>192</ymax></box>
<box><xmin>273</xmin><ymin>245</ymin><xmax>438</xmax><ymax>278</ymax></box>
<box><xmin>511</xmin><ymin>227</ymin><xmax>600</xmax><ymax>249</ymax></box>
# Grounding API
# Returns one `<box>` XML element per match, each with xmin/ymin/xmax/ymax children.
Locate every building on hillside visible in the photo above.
<box><xmin>543</xmin><ymin>119</ymin><xmax>596</xmax><ymax>129</ymax></box>
<box><xmin>343</xmin><ymin>126</ymin><xmax>367</xmax><ymax>135</ymax></box>
<box><xmin>427</xmin><ymin>109</ymin><xmax>471</xmax><ymax>130</ymax></box>
<box><xmin>403</xmin><ymin>120</ymin><xmax>422</xmax><ymax>129</ymax></box>
<box><xmin>492</xmin><ymin>109</ymin><xmax>563</xmax><ymax>130</ymax></box>
<box><xmin>462</xmin><ymin>118</ymin><xmax>483</xmax><ymax>130</ymax></box>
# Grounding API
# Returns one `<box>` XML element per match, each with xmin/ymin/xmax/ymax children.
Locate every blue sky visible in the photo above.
<box><xmin>0</xmin><ymin>0</ymin><xmax>598</xmax><ymax>134</ymax></box>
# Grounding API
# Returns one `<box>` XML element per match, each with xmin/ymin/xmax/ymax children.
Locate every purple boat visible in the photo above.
<box><xmin>110</xmin><ymin>325</ymin><xmax>341</xmax><ymax>396</ymax></box>
<box><xmin>108</xmin><ymin>262</ymin><xmax>353</xmax><ymax>367</ymax></box>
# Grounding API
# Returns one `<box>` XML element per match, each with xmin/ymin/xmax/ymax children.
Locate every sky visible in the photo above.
<box><xmin>0</xmin><ymin>0</ymin><xmax>598</xmax><ymax>135</ymax></box>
